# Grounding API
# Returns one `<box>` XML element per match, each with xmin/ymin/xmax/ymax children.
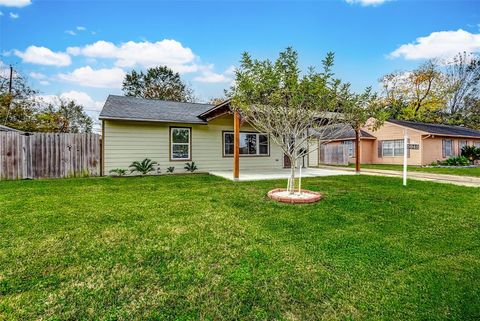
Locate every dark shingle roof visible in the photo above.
<box><xmin>99</xmin><ymin>95</ymin><xmax>214</xmax><ymax>124</ymax></box>
<box><xmin>388</xmin><ymin>119</ymin><xmax>480</xmax><ymax>138</ymax></box>
<box><xmin>309</xmin><ymin>124</ymin><xmax>376</xmax><ymax>140</ymax></box>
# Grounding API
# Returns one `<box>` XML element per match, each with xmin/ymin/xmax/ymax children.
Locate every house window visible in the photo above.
<box><xmin>382</xmin><ymin>140</ymin><xmax>404</xmax><ymax>157</ymax></box>
<box><xmin>341</xmin><ymin>140</ymin><xmax>355</xmax><ymax>157</ymax></box>
<box><xmin>459</xmin><ymin>140</ymin><xmax>468</xmax><ymax>154</ymax></box>
<box><xmin>223</xmin><ymin>132</ymin><xmax>269</xmax><ymax>156</ymax></box>
<box><xmin>475</xmin><ymin>141</ymin><xmax>480</xmax><ymax>148</ymax></box>
<box><xmin>443</xmin><ymin>139</ymin><xmax>454</xmax><ymax>158</ymax></box>
<box><xmin>170</xmin><ymin>127</ymin><xmax>191</xmax><ymax>160</ymax></box>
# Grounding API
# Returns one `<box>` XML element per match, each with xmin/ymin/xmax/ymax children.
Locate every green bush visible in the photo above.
<box><xmin>109</xmin><ymin>168</ymin><xmax>128</xmax><ymax>176</ymax></box>
<box><xmin>442</xmin><ymin>156</ymin><xmax>470</xmax><ymax>166</ymax></box>
<box><xmin>184</xmin><ymin>161</ymin><xmax>198</xmax><ymax>172</ymax></box>
<box><xmin>166</xmin><ymin>166</ymin><xmax>175</xmax><ymax>173</ymax></box>
<box><xmin>461</xmin><ymin>145</ymin><xmax>480</xmax><ymax>163</ymax></box>
<box><xmin>129</xmin><ymin>158</ymin><xmax>158</xmax><ymax>175</ymax></box>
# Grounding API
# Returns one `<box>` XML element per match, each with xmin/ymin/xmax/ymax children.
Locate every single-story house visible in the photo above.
<box><xmin>99</xmin><ymin>95</ymin><xmax>308</xmax><ymax>177</ymax></box>
<box><xmin>324</xmin><ymin>119</ymin><xmax>480</xmax><ymax>166</ymax></box>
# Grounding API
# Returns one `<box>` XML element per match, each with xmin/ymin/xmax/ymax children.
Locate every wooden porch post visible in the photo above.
<box><xmin>233</xmin><ymin>111</ymin><xmax>240</xmax><ymax>180</ymax></box>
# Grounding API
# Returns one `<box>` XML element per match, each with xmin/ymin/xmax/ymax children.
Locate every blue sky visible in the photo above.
<box><xmin>1</xmin><ymin>0</ymin><xmax>479</xmax><ymax>130</ymax></box>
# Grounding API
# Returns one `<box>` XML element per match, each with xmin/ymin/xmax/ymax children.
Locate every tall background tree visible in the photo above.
<box><xmin>380</xmin><ymin>60</ymin><xmax>446</xmax><ymax>121</ymax></box>
<box><xmin>36</xmin><ymin>98</ymin><xmax>93</xmax><ymax>133</ymax></box>
<box><xmin>380</xmin><ymin>52</ymin><xmax>480</xmax><ymax>128</ymax></box>
<box><xmin>0</xmin><ymin>67</ymin><xmax>39</xmax><ymax>131</ymax></box>
<box><xmin>1</xmin><ymin>66</ymin><xmax>93</xmax><ymax>133</ymax></box>
<box><xmin>122</xmin><ymin>66</ymin><xmax>196</xmax><ymax>102</ymax></box>
<box><xmin>230</xmin><ymin>48</ymin><xmax>350</xmax><ymax>193</ymax></box>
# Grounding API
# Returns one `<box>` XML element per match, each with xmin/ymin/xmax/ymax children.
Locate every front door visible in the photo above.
<box><xmin>283</xmin><ymin>154</ymin><xmax>291</xmax><ymax>168</ymax></box>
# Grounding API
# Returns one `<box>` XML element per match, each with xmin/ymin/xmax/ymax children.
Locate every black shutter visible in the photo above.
<box><xmin>378</xmin><ymin>141</ymin><xmax>382</xmax><ymax>158</ymax></box>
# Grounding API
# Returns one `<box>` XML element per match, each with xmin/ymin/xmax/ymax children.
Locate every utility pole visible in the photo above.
<box><xmin>9</xmin><ymin>65</ymin><xmax>13</xmax><ymax>94</ymax></box>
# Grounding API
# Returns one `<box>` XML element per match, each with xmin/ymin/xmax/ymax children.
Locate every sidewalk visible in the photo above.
<box><xmin>319</xmin><ymin>166</ymin><xmax>480</xmax><ymax>188</ymax></box>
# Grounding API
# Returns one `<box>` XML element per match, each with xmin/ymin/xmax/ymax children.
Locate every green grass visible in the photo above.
<box><xmin>345</xmin><ymin>163</ymin><xmax>480</xmax><ymax>177</ymax></box>
<box><xmin>1</xmin><ymin>174</ymin><xmax>479</xmax><ymax>320</ymax></box>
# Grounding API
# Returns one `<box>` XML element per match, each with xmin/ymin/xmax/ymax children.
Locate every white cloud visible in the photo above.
<box><xmin>224</xmin><ymin>65</ymin><xmax>236</xmax><ymax>75</ymax></box>
<box><xmin>76</xmin><ymin>26</ymin><xmax>86</xmax><ymax>31</ymax></box>
<box><xmin>14</xmin><ymin>46</ymin><xmax>71</xmax><ymax>66</ymax></box>
<box><xmin>65</xmin><ymin>30</ymin><xmax>76</xmax><ymax>36</ymax></box>
<box><xmin>0</xmin><ymin>11</ymin><xmax>3</xmax><ymax>16</ymax></box>
<box><xmin>59</xmin><ymin>90</ymin><xmax>104</xmax><ymax>112</ymax></box>
<box><xmin>0</xmin><ymin>0</ymin><xmax>31</xmax><ymax>7</ymax></box>
<box><xmin>67</xmin><ymin>39</ymin><xmax>198</xmax><ymax>73</ymax></box>
<box><xmin>345</xmin><ymin>0</ymin><xmax>388</xmax><ymax>6</ymax></box>
<box><xmin>389</xmin><ymin>29</ymin><xmax>480</xmax><ymax>60</ymax></box>
<box><xmin>194</xmin><ymin>65</ymin><xmax>233</xmax><ymax>83</ymax></box>
<box><xmin>58</xmin><ymin>66</ymin><xmax>125</xmax><ymax>88</ymax></box>
<box><xmin>9</xmin><ymin>12</ymin><xmax>18</xmax><ymax>18</ymax></box>
<box><xmin>29</xmin><ymin>71</ymin><xmax>47</xmax><ymax>80</ymax></box>
<box><xmin>29</xmin><ymin>72</ymin><xmax>50</xmax><ymax>85</ymax></box>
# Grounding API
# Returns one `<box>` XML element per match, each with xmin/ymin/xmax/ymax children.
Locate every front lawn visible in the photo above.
<box><xmin>1</xmin><ymin>174</ymin><xmax>479</xmax><ymax>320</ymax></box>
<box><xmin>346</xmin><ymin>163</ymin><xmax>480</xmax><ymax>177</ymax></box>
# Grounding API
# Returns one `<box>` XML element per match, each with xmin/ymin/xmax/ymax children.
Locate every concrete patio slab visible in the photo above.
<box><xmin>209</xmin><ymin>168</ymin><xmax>355</xmax><ymax>181</ymax></box>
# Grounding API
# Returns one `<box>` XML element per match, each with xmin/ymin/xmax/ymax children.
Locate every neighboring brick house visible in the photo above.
<box><xmin>324</xmin><ymin>120</ymin><xmax>480</xmax><ymax>166</ymax></box>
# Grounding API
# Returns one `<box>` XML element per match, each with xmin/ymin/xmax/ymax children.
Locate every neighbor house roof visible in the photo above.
<box><xmin>387</xmin><ymin>119</ymin><xmax>480</xmax><ymax>138</ymax></box>
<box><xmin>0</xmin><ymin>125</ymin><xmax>22</xmax><ymax>132</ymax></box>
<box><xmin>99</xmin><ymin>95</ymin><xmax>215</xmax><ymax>124</ymax></box>
<box><xmin>310</xmin><ymin>124</ymin><xmax>376</xmax><ymax>141</ymax></box>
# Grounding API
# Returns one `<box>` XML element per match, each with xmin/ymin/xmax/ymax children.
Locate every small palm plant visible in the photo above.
<box><xmin>166</xmin><ymin>166</ymin><xmax>175</xmax><ymax>173</ymax></box>
<box><xmin>129</xmin><ymin>158</ymin><xmax>158</xmax><ymax>175</ymax></box>
<box><xmin>184</xmin><ymin>161</ymin><xmax>198</xmax><ymax>172</ymax></box>
<box><xmin>109</xmin><ymin>168</ymin><xmax>128</xmax><ymax>176</ymax></box>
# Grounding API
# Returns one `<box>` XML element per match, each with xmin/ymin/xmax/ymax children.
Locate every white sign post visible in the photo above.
<box><xmin>403</xmin><ymin>130</ymin><xmax>408</xmax><ymax>186</ymax></box>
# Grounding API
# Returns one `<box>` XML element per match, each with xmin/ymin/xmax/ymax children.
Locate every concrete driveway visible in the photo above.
<box><xmin>209</xmin><ymin>168</ymin><xmax>355</xmax><ymax>181</ymax></box>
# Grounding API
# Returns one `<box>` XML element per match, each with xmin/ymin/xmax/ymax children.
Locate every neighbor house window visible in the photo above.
<box><xmin>443</xmin><ymin>139</ymin><xmax>454</xmax><ymax>158</ymax></box>
<box><xmin>223</xmin><ymin>132</ymin><xmax>269</xmax><ymax>156</ymax></box>
<box><xmin>341</xmin><ymin>140</ymin><xmax>355</xmax><ymax>157</ymax></box>
<box><xmin>382</xmin><ymin>140</ymin><xmax>404</xmax><ymax>157</ymax></box>
<box><xmin>475</xmin><ymin>141</ymin><xmax>480</xmax><ymax>148</ymax></box>
<box><xmin>459</xmin><ymin>140</ymin><xmax>468</xmax><ymax>154</ymax></box>
<box><xmin>170</xmin><ymin>127</ymin><xmax>191</xmax><ymax>160</ymax></box>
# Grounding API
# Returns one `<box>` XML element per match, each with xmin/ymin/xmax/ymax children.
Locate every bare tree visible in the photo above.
<box><xmin>444</xmin><ymin>52</ymin><xmax>480</xmax><ymax>115</ymax></box>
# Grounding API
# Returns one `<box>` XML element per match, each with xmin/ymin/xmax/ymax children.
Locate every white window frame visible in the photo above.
<box><xmin>223</xmin><ymin>132</ymin><xmax>269</xmax><ymax>157</ymax></box>
<box><xmin>382</xmin><ymin>139</ymin><xmax>404</xmax><ymax>157</ymax></box>
<box><xmin>170</xmin><ymin>127</ymin><xmax>191</xmax><ymax>161</ymax></box>
<box><xmin>443</xmin><ymin>139</ymin><xmax>454</xmax><ymax>158</ymax></box>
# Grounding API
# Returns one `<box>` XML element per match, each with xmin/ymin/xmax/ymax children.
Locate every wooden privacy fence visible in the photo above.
<box><xmin>0</xmin><ymin>132</ymin><xmax>101</xmax><ymax>180</ymax></box>
<box><xmin>319</xmin><ymin>144</ymin><xmax>349</xmax><ymax>166</ymax></box>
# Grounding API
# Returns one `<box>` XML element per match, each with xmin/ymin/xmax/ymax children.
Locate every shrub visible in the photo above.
<box><xmin>461</xmin><ymin>145</ymin><xmax>480</xmax><ymax>163</ymax></box>
<box><xmin>109</xmin><ymin>168</ymin><xmax>128</xmax><ymax>176</ymax></box>
<box><xmin>167</xmin><ymin>166</ymin><xmax>175</xmax><ymax>173</ymax></box>
<box><xmin>129</xmin><ymin>158</ymin><xmax>158</xmax><ymax>175</ymax></box>
<box><xmin>184</xmin><ymin>161</ymin><xmax>198</xmax><ymax>172</ymax></box>
<box><xmin>442</xmin><ymin>156</ymin><xmax>470</xmax><ymax>166</ymax></box>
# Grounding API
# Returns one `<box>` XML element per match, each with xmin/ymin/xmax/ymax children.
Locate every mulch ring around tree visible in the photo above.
<box><xmin>267</xmin><ymin>188</ymin><xmax>322</xmax><ymax>204</ymax></box>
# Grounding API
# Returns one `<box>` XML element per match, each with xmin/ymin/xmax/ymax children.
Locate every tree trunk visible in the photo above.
<box><xmin>355</xmin><ymin>127</ymin><xmax>361</xmax><ymax>173</ymax></box>
<box><xmin>288</xmin><ymin>156</ymin><xmax>296</xmax><ymax>194</ymax></box>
